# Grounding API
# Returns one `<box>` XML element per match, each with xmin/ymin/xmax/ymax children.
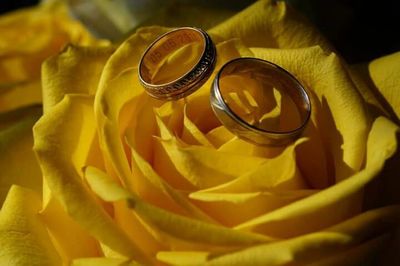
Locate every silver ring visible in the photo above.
<box><xmin>210</xmin><ymin>57</ymin><xmax>311</xmax><ymax>146</ymax></box>
<box><xmin>138</xmin><ymin>27</ymin><xmax>216</xmax><ymax>101</ymax></box>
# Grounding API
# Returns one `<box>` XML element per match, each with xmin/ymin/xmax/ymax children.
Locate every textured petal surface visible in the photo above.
<box><xmin>42</xmin><ymin>45</ymin><xmax>114</xmax><ymax>112</ymax></box>
<box><xmin>368</xmin><ymin>51</ymin><xmax>400</xmax><ymax>121</ymax></box>
<box><xmin>33</xmin><ymin>95</ymin><xmax>150</xmax><ymax>263</ymax></box>
<box><xmin>209</xmin><ymin>0</ymin><xmax>331</xmax><ymax>50</ymax></box>
<box><xmin>85</xmin><ymin>166</ymin><xmax>273</xmax><ymax>247</ymax></box>
<box><xmin>0</xmin><ymin>186</ymin><xmax>61</xmax><ymax>266</ymax></box>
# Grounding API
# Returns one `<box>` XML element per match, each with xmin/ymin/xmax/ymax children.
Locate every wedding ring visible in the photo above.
<box><xmin>138</xmin><ymin>27</ymin><xmax>216</xmax><ymax>100</ymax></box>
<box><xmin>210</xmin><ymin>57</ymin><xmax>311</xmax><ymax>146</ymax></box>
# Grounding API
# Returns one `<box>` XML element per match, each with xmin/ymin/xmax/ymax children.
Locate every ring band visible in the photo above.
<box><xmin>210</xmin><ymin>57</ymin><xmax>311</xmax><ymax>146</ymax></box>
<box><xmin>138</xmin><ymin>27</ymin><xmax>216</xmax><ymax>101</ymax></box>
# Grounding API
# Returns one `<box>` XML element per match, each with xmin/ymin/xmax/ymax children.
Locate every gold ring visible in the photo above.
<box><xmin>138</xmin><ymin>27</ymin><xmax>216</xmax><ymax>101</ymax></box>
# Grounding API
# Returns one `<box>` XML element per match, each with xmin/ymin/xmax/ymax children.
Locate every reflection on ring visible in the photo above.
<box><xmin>210</xmin><ymin>57</ymin><xmax>311</xmax><ymax>146</ymax></box>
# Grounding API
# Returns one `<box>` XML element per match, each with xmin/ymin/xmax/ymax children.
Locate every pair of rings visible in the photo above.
<box><xmin>138</xmin><ymin>27</ymin><xmax>311</xmax><ymax>146</ymax></box>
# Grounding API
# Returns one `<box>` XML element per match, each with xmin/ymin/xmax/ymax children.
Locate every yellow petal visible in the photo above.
<box><xmin>235</xmin><ymin>117</ymin><xmax>398</xmax><ymax>237</ymax></box>
<box><xmin>156</xmin><ymin>136</ymin><xmax>267</xmax><ymax>189</ymax></box>
<box><xmin>0</xmin><ymin>1</ymin><xmax>105</xmax><ymax>114</ymax></box>
<box><xmin>125</xmin><ymin>94</ymin><xmax>161</xmax><ymax>166</ymax></box>
<box><xmin>217</xmin><ymin>137</ymin><xmax>285</xmax><ymax>159</ymax></box>
<box><xmin>111</xmin><ymin>200</ymin><xmax>163</xmax><ymax>264</ymax></box>
<box><xmin>295</xmin><ymin>122</ymin><xmax>332</xmax><ymax>189</ymax></box>
<box><xmin>0</xmin><ymin>1</ymin><xmax>100</xmax><ymax>84</ymax></box>
<box><xmin>368</xmin><ymin>51</ymin><xmax>400</xmax><ymax>121</ymax></box>
<box><xmin>191</xmin><ymin>138</ymin><xmax>309</xmax><ymax>194</ymax></box>
<box><xmin>156</xmin><ymin>251</ymin><xmax>209</xmax><ymax>266</ymax></box>
<box><xmin>204</xmin><ymin>205</ymin><xmax>400</xmax><ymax>266</ymax></box>
<box><xmin>94</xmin><ymin>27</ymin><xmax>169</xmax><ymax>191</ymax></box>
<box><xmin>187</xmin><ymin>139</ymin><xmax>314</xmax><ymax>226</ymax></box>
<box><xmin>33</xmin><ymin>95</ymin><xmax>150</xmax><ymax>263</ymax></box>
<box><xmin>209</xmin><ymin>0</ymin><xmax>331</xmax><ymax>50</ymax></box>
<box><xmin>156</xmin><ymin>234</ymin><xmax>391</xmax><ymax>266</ymax></box>
<box><xmin>189</xmin><ymin>189</ymin><xmax>315</xmax><ymax>227</ymax></box>
<box><xmin>0</xmin><ymin>185</ymin><xmax>61</xmax><ymax>266</ymax></box>
<box><xmin>205</xmin><ymin>126</ymin><xmax>234</xmax><ymax>148</ymax></box>
<box><xmin>347</xmin><ymin>64</ymin><xmax>390</xmax><ymax>119</ymax></box>
<box><xmin>72</xmin><ymin>258</ymin><xmax>140</xmax><ymax>266</ymax></box>
<box><xmin>152</xmin><ymin>114</ymin><xmax>197</xmax><ymax>191</ymax></box>
<box><xmin>84</xmin><ymin>166</ymin><xmax>274</xmax><ymax>247</ymax></box>
<box><xmin>308</xmin><ymin>234</ymin><xmax>390</xmax><ymax>266</ymax></box>
<box><xmin>126</xmin><ymin>144</ymin><xmax>217</xmax><ymax>223</ymax></box>
<box><xmin>42</xmin><ymin>45</ymin><xmax>114</xmax><ymax>112</ymax></box>
<box><xmin>251</xmin><ymin>46</ymin><xmax>369</xmax><ymax>182</ymax></box>
<box><xmin>0</xmin><ymin>105</ymin><xmax>42</xmax><ymax>206</ymax></box>
<box><xmin>181</xmin><ymin>106</ymin><xmax>214</xmax><ymax>147</ymax></box>
<box><xmin>40</xmin><ymin>195</ymin><xmax>101</xmax><ymax>261</ymax></box>
<box><xmin>155</xmin><ymin>100</ymin><xmax>185</xmax><ymax>138</ymax></box>
<box><xmin>0</xmin><ymin>80</ymin><xmax>42</xmax><ymax>112</ymax></box>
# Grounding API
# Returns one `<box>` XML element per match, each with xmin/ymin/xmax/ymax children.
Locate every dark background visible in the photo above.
<box><xmin>287</xmin><ymin>0</ymin><xmax>400</xmax><ymax>64</ymax></box>
<box><xmin>1</xmin><ymin>0</ymin><xmax>399</xmax><ymax>64</ymax></box>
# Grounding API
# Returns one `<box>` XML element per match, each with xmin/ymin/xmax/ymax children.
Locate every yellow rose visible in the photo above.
<box><xmin>0</xmin><ymin>0</ymin><xmax>102</xmax><ymax>112</ymax></box>
<box><xmin>2</xmin><ymin>1</ymin><xmax>400</xmax><ymax>265</ymax></box>
<box><xmin>0</xmin><ymin>1</ymin><xmax>103</xmax><ymax>208</ymax></box>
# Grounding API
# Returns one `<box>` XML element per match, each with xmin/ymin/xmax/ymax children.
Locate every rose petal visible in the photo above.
<box><xmin>369</xmin><ymin>51</ymin><xmax>400</xmax><ymax>121</ymax></box>
<box><xmin>308</xmin><ymin>234</ymin><xmax>390</xmax><ymax>266</ymax></box>
<box><xmin>0</xmin><ymin>185</ymin><xmax>61</xmax><ymax>266</ymax></box>
<box><xmin>0</xmin><ymin>1</ymin><xmax>105</xmax><ymax>113</ymax></box>
<box><xmin>187</xmin><ymin>139</ymin><xmax>315</xmax><ymax>226</ymax></box>
<box><xmin>42</xmin><ymin>45</ymin><xmax>114</xmax><ymax>112</ymax></box>
<box><xmin>209</xmin><ymin>0</ymin><xmax>331</xmax><ymax>50</ymax></box>
<box><xmin>126</xmin><ymin>143</ymin><xmax>217</xmax><ymax>223</ymax></box>
<box><xmin>181</xmin><ymin>106</ymin><xmax>214</xmax><ymax>147</ymax></box>
<box><xmin>152</xmin><ymin>114</ymin><xmax>196</xmax><ymax>190</ymax></box>
<box><xmin>84</xmin><ymin>166</ymin><xmax>274</xmax><ymax>247</ymax></box>
<box><xmin>206</xmin><ymin>126</ymin><xmax>235</xmax><ymax>148</ymax></box>
<box><xmin>251</xmin><ymin>46</ymin><xmax>369</xmax><ymax>183</ymax></box>
<box><xmin>347</xmin><ymin>64</ymin><xmax>390</xmax><ymax>119</ymax></box>
<box><xmin>0</xmin><ymin>80</ymin><xmax>42</xmax><ymax>112</ymax></box>
<box><xmin>33</xmin><ymin>95</ymin><xmax>150</xmax><ymax>263</ymax></box>
<box><xmin>156</xmin><ymin>251</ymin><xmax>209</xmax><ymax>266</ymax></box>
<box><xmin>156</xmin><ymin>135</ymin><xmax>267</xmax><ymax>189</ymax></box>
<box><xmin>209</xmin><ymin>205</ymin><xmax>400</xmax><ymax>266</ymax></box>
<box><xmin>155</xmin><ymin>205</ymin><xmax>400</xmax><ymax>266</ymax></box>
<box><xmin>235</xmin><ymin>116</ymin><xmax>398</xmax><ymax>237</ymax></box>
<box><xmin>40</xmin><ymin>195</ymin><xmax>101</xmax><ymax>261</ymax></box>
<box><xmin>72</xmin><ymin>257</ymin><xmax>140</xmax><ymax>266</ymax></box>
<box><xmin>191</xmin><ymin>138</ymin><xmax>309</xmax><ymax>194</ymax></box>
<box><xmin>217</xmin><ymin>137</ymin><xmax>284</xmax><ymax>158</ymax></box>
<box><xmin>37</xmin><ymin>32</ymin><xmax>155</xmax><ymax>261</ymax></box>
<box><xmin>188</xmin><ymin>189</ymin><xmax>315</xmax><ymax>227</ymax></box>
<box><xmin>155</xmin><ymin>101</ymin><xmax>185</xmax><ymax>138</ymax></box>
<box><xmin>0</xmin><ymin>1</ymin><xmax>97</xmax><ymax>84</ymax></box>
<box><xmin>94</xmin><ymin>27</ymin><xmax>169</xmax><ymax>190</ymax></box>
<box><xmin>156</xmin><ymin>234</ymin><xmax>389</xmax><ymax>266</ymax></box>
<box><xmin>0</xmin><ymin>105</ymin><xmax>42</xmax><ymax>206</ymax></box>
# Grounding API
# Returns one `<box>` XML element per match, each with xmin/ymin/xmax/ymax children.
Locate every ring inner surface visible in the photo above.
<box><xmin>218</xmin><ymin>59</ymin><xmax>309</xmax><ymax>133</ymax></box>
<box><xmin>140</xmin><ymin>29</ymin><xmax>205</xmax><ymax>86</ymax></box>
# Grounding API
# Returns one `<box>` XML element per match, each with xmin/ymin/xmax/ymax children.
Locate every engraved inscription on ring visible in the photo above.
<box><xmin>149</xmin><ymin>51</ymin><xmax>162</xmax><ymax>64</ymax></box>
<box><xmin>141</xmin><ymin>28</ymin><xmax>216</xmax><ymax>100</ymax></box>
<box><xmin>147</xmin><ymin>31</ymin><xmax>201</xmax><ymax>65</ymax></box>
